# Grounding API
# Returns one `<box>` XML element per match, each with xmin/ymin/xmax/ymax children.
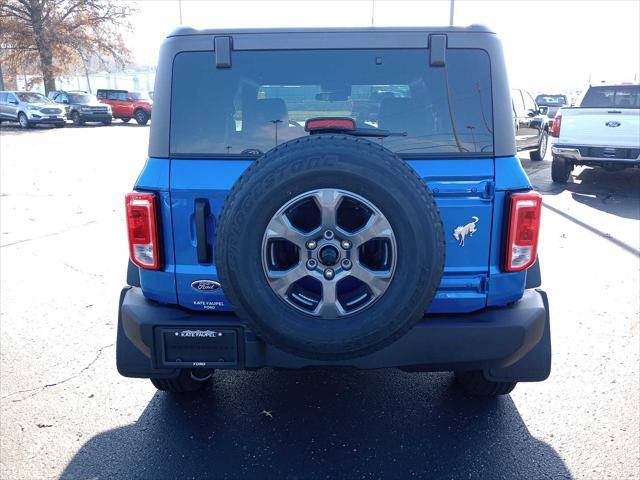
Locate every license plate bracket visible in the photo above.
<box><xmin>160</xmin><ymin>327</ymin><xmax>238</xmax><ymax>367</ymax></box>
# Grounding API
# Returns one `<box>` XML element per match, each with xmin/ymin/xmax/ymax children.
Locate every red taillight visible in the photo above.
<box><xmin>305</xmin><ymin>117</ymin><xmax>356</xmax><ymax>132</ymax></box>
<box><xmin>125</xmin><ymin>191</ymin><xmax>160</xmax><ymax>270</ymax></box>
<box><xmin>550</xmin><ymin>114</ymin><xmax>561</xmax><ymax>137</ymax></box>
<box><xmin>505</xmin><ymin>192</ymin><xmax>542</xmax><ymax>272</ymax></box>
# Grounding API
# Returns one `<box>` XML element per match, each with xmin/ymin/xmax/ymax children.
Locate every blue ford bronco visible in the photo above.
<box><xmin>118</xmin><ymin>25</ymin><xmax>550</xmax><ymax>396</ymax></box>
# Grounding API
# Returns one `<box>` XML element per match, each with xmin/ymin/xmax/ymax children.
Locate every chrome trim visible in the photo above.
<box><xmin>551</xmin><ymin>146</ymin><xmax>640</xmax><ymax>163</ymax></box>
<box><xmin>551</xmin><ymin>146</ymin><xmax>581</xmax><ymax>161</ymax></box>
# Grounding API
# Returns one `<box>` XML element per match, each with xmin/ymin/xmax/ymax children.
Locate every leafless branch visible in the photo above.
<box><xmin>0</xmin><ymin>0</ymin><xmax>133</xmax><ymax>92</ymax></box>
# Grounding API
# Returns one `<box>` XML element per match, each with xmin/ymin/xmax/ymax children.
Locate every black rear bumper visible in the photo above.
<box><xmin>117</xmin><ymin>287</ymin><xmax>551</xmax><ymax>382</ymax></box>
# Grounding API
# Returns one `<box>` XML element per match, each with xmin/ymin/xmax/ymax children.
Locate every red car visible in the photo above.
<box><xmin>96</xmin><ymin>89</ymin><xmax>152</xmax><ymax>125</ymax></box>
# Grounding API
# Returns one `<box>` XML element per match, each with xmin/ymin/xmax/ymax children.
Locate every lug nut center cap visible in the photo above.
<box><xmin>318</xmin><ymin>245</ymin><xmax>339</xmax><ymax>266</ymax></box>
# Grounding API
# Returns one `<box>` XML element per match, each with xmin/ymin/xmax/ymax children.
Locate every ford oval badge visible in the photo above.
<box><xmin>606</xmin><ymin>121</ymin><xmax>621</xmax><ymax>127</ymax></box>
<box><xmin>191</xmin><ymin>280</ymin><xmax>221</xmax><ymax>292</ymax></box>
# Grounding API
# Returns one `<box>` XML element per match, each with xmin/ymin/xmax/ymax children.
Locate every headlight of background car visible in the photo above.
<box><xmin>27</xmin><ymin>105</ymin><xmax>42</xmax><ymax>111</ymax></box>
<box><xmin>81</xmin><ymin>106</ymin><xmax>92</xmax><ymax>112</ymax></box>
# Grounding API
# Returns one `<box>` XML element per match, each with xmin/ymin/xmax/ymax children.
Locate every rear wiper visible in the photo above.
<box><xmin>347</xmin><ymin>127</ymin><xmax>407</xmax><ymax>138</ymax></box>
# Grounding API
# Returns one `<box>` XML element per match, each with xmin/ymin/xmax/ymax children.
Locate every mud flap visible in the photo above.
<box><xmin>483</xmin><ymin>289</ymin><xmax>551</xmax><ymax>382</ymax></box>
<box><xmin>525</xmin><ymin>256</ymin><xmax>541</xmax><ymax>289</ymax></box>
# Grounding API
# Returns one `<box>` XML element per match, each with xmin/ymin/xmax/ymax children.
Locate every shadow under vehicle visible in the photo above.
<box><xmin>60</xmin><ymin>369</ymin><xmax>571</xmax><ymax>479</ymax></box>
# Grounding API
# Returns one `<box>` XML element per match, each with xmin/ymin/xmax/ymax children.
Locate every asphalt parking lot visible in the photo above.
<box><xmin>1</xmin><ymin>122</ymin><xmax>639</xmax><ymax>480</ymax></box>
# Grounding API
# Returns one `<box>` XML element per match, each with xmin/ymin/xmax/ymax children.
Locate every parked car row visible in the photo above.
<box><xmin>0</xmin><ymin>89</ymin><xmax>152</xmax><ymax>128</ymax></box>
<box><xmin>510</xmin><ymin>83</ymin><xmax>640</xmax><ymax>183</ymax></box>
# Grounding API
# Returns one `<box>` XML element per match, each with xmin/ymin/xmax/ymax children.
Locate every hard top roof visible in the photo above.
<box><xmin>167</xmin><ymin>24</ymin><xmax>494</xmax><ymax>37</ymax></box>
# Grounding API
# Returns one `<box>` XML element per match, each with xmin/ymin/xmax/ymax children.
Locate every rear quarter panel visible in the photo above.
<box><xmin>134</xmin><ymin>158</ymin><xmax>177</xmax><ymax>303</ymax></box>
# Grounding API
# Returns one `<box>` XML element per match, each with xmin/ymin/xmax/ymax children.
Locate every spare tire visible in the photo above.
<box><xmin>215</xmin><ymin>135</ymin><xmax>444</xmax><ymax>360</ymax></box>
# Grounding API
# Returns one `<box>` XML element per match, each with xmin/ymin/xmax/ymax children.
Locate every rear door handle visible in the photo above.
<box><xmin>194</xmin><ymin>199</ymin><xmax>211</xmax><ymax>263</ymax></box>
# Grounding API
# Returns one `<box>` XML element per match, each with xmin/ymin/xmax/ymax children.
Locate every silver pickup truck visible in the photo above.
<box><xmin>550</xmin><ymin>83</ymin><xmax>640</xmax><ymax>183</ymax></box>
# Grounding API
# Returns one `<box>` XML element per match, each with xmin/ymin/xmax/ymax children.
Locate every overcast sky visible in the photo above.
<box><xmin>129</xmin><ymin>0</ymin><xmax>640</xmax><ymax>93</ymax></box>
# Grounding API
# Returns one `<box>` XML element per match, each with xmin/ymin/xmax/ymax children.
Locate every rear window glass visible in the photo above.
<box><xmin>580</xmin><ymin>85</ymin><xmax>640</xmax><ymax>108</ymax></box>
<box><xmin>105</xmin><ymin>91</ymin><xmax>127</xmax><ymax>100</ymax></box>
<box><xmin>535</xmin><ymin>95</ymin><xmax>567</xmax><ymax>105</ymax></box>
<box><xmin>170</xmin><ymin>49</ymin><xmax>494</xmax><ymax>157</ymax></box>
<box><xmin>130</xmin><ymin>91</ymin><xmax>150</xmax><ymax>101</ymax></box>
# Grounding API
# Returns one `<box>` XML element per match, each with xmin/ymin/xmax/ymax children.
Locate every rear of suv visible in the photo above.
<box><xmin>117</xmin><ymin>26</ymin><xmax>551</xmax><ymax>397</ymax></box>
<box><xmin>96</xmin><ymin>89</ymin><xmax>152</xmax><ymax>125</ymax></box>
<box><xmin>48</xmin><ymin>90</ymin><xmax>112</xmax><ymax>126</ymax></box>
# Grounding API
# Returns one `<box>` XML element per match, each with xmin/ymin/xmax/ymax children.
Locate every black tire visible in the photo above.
<box><xmin>150</xmin><ymin>369</ymin><xmax>214</xmax><ymax>393</ymax></box>
<box><xmin>102</xmin><ymin>118</ymin><xmax>112</xmax><ymax>126</ymax></box>
<box><xmin>18</xmin><ymin>112</ymin><xmax>31</xmax><ymax>129</ymax></box>
<box><xmin>455</xmin><ymin>371</ymin><xmax>517</xmax><ymax>396</ymax></box>
<box><xmin>54</xmin><ymin>123</ymin><xmax>66</xmax><ymax>128</ymax></box>
<box><xmin>71</xmin><ymin>111</ymin><xmax>84</xmax><ymax>126</ymax></box>
<box><xmin>529</xmin><ymin>131</ymin><xmax>548</xmax><ymax>161</ymax></box>
<box><xmin>134</xmin><ymin>109</ymin><xmax>149</xmax><ymax>125</ymax></box>
<box><xmin>215</xmin><ymin>135</ymin><xmax>445</xmax><ymax>360</ymax></box>
<box><xmin>551</xmin><ymin>156</ymin><xmax>571</xmax><ymax>183</ymax></box>
<box><xmin>121</xmin><ymin>117</ymin><xmax>131</xmax><ymax>123</ymax></box>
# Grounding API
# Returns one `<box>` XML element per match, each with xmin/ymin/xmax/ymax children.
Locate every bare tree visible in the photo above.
<box><xmin>0</xmin><ymin>0</ymin><xmax>133</xmax><ymax>93</ymax></box>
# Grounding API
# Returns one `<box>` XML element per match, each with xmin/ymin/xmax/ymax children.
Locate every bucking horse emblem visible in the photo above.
<box><xmin>453</xmin><ymin>216</ymin><xmax>479</xmax><ymax>247</ymax></box>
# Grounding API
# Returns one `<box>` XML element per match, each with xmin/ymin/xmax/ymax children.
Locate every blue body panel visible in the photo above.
<box><xmin>133</xmin><ymin>154</ymin><xmax>532</xmax><ymax>314</ymax></box>
<box><xmin>169</xmin><ymin>160</ymin><xmax>251</xmax><ymax>310</ymax></box>
<box><xmin>407</xmin><ymin>159</ymin><xmax>494</xmax><ymax>313</ymax></box>
<box><xmin>133</xmin><ymin>159</ymin><xmax>177</xmax><ymax>304</ymax></box>
<box><xmin>486</xmin><ymin>155</ymin><xmax>532</xmax><ymax>306</ymax></box>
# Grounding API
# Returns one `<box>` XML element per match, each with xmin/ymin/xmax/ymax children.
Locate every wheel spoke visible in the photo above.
<box><xmin>264</xmin><ymin>213</ymin><xmax>310</xmax><ymax>249</ymax></box>
<box><xmin>345</xmin><ymin>213</ymin><xmax>393</xmax><ymax>248</ymax></box>
<box><xmin>349</xmin><ymin>262</ymin><xmax>393</xmax><ymax>297</ymax></box>
<box><xmin>314</xmin><ymin>281</ymin><xmax>344</xmax><ymax>318</ymax></box>
<box><xmin>266</xmin><ymin>263</ymin><xmax>308</xmax><ymax>296</ymax></box>
<box><xmin>313</xmin><ymin>189</ymin><xmax>342</xmax><ymax>229</ymax></box>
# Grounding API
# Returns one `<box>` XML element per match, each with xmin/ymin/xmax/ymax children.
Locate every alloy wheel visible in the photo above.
<box><xmin>261</xmin><ymin>189</ymin><xmax>397</xmax><ymax>318</ymax></box>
